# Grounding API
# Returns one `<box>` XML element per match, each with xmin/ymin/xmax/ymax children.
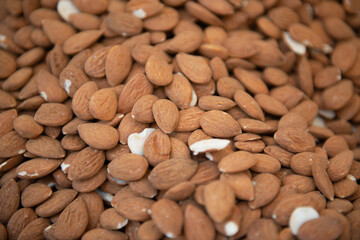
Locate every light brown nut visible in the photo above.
<box><xmin>322</xmin><ymin>135</ymin><xmax>349</xmax><ymax>158</ymax></box>
<box><xmin>255</xmin><ymin>93</ymin><xmax>288</xmax><ymax>116</ymax></box>
<box><xmin>72</xmin><ymin>81</ymin><xmax>98</xmax><ymax>120</ymax></box>
<box><xmin>220</xmin><ymin>172</ymin><xmax>254</xmax><ymax>201</ymax></box>
<box><xmin>16</xmin><ymin>158</ymin><xmax>61</xmax><ymax>179</ymax></box>
<box><xmin>63</xmin><ymin>29</ymin><xmax>103</xmax><ymax>55</ymax></box>
<box><xmin>198</xmin><ymin>95</ymin><xmax>236</xmax><ymax>111</ymax></box>
<box><xmin>34</xmin><ymin>103</ymin><xmax>72</xmax><ymax>127</ymax></box>
<box><xmin>290</xmin><ymin>152</ymin><xmax>328</xmax><ymax>176</ymax></box>
<box><xmin>114</xmin><ymin>197</ymin><xmax>154</xmax><ymax>221</ymax></box>
<box><xmin>218</xmin><ymin>151</ymin><xmax>256</xmax><ymax>173</ymax></box>
<box><xmin>78</xmin><ymin>123</ymin><xmax>119</xmax><ymax>150</ymax></box>
<box><xmin>274</xmin><ymin>128</ymin><xmax>316</xmax><ymax>153</ymax></box>
<box><xmin>80</xmin><ymin>191</ymin><xmax>104</xmax><ymax>230</ymax></box>
<box><xmin>184</xmin><ymin>204</ymin><xmax>216</xmax><ymax>240</ymax></box>
<box><xmin>298</xmin><ymin>216</ymin><xmax>344</xmax><ymax>240</ymax></box>
<box><xmin>176</xmin><ymin>53</ymin><xmax>212</xmax><ymax>84</ymax></box>
<box><xmin>148</xmin><ymin>158</ymin><xmax>198</xmax><ymax>190</ymax></box>
<box><xmin>18</xmin><ymin>217</ymin><xmax>50</xmax><ymax>240</ymax></box>
<box><xmin>6</xmin><ymin>208</ymin><xmax>38</xmax><ymax>240</ymax></box>
<box><xmin>108</xmin><ymin>153</ymin><xmax>148</xmax><ymax>182</ymax></box>
<box><xmin>151</xmin><ymin>199</ymin><xmax>183</xmax><ymax>238</ymax></box>
<box><xmin>327</xmin><ymin>150</ymin><xmax>353</xmax><ymax>182</ymax></box>
<box><xmin>189</xmin><ymin>160</ymin><xmax>220</xmax><ymax>185</ymax></box>
<box><xmin>0</xmin><ymin>179</ymin><xmax>20</xmax><ymax>224</ymax></box>
<box><xmin>234</xmin><ymin>90</ymin><xmax>264</xmax><ymax>121</ymax></box>
<box><xmin>106</xmin><ymin>45</ymin><xmax>132</xmax><ymax>86</ymax></box>
<box><xmin>0</xmin><ymin>131</ymin><xmax>27</xmax><ymax>158</ymax></box>
<box><xmin>152</xmin><ymin>99</ymin><xmax>179</xmax><ymax>134</ymax></box>
<box><xmin>322</xmin><ymin>80</ymin><xmax>353</xmax><ymax>110</ymax></box>
<box><xmin>82</xmin><ymin>228</ymin><xmax>128</xmax><ymax>240</ymax></box>
<box><xmin>251</xmin><ymin>153</ymin><xmax>281</xmax><ymax>173</ymax></box>
<box><xmin>163</xmin><ymin>181</ymin><xmax>195</xmax><ymax>201</ymax></box>
<box><xmin>100</xmin><ymin>208</ymin><xmax>128</xmax><ymax>230</ymax></box>
<box><xmin>144</xmin><ymin>129</ymin><xmax>171</xmax><ymax>166</ymax></box>
<box><xmin>312</xmin><ymin>163</ymin><xmax>334</xmax><ymax>201</ymax></box>
<box><xmin>199</xmin><ymin>110</ymin><xmax>241</xmax><ymax>138</ymax></box>
<box><xmin>54</xmin><ymin>197</ymin><xmax>89</xmax><ymax>240</ymax></box>
<box><xmin>132</xmin><ymin>94</ymin><xmax>159</xmax><ymax>123</ymax></box>
<box><xmin>249</xmin><ymin>173</ymin><xmax>281</xmax><ymax>209</ymax></box>
<box><xmin>21</xmin><ymin>183</ymin><xmax>52</xmax><ymax>208</ymax></box>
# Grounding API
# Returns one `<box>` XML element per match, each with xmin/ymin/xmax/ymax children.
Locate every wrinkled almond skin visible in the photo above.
<box><xmin>78</xmin><ymin>123</ymin><xmax>119</xmax><ymax>150</ymax></box>
<box><xmin>274</xmin><ymin>128</ymin><xmax>316</xmax><ymax>153</ymax></box>
<box><xmin>108</xmin><ymin>153</ymin><xmax>148</xmax><ymax>182</ymax></box>
<box><xmin>152</xmin><ymin>99</ymin><xmax>179</xmax><ymax>134</ymax></box>
<box><xmin>200</xmin><ymin>110</ymin><xmax>241</xmax><ymax>138</ymax></box>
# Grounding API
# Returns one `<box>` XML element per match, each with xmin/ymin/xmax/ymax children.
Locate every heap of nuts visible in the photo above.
<box><xmin>1</xmin><ymin>0</ymin><xmax>360</xmax><ymax>239</ymax></box>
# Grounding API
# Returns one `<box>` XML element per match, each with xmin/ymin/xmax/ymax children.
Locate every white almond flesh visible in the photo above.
<box><xmin>289</xmin><ymin>206</ymin><xmax>319</xmax><ymax>235</ymax></box>
<box><xmin>190</xmin><ymin>139</ymin><xmax>230</xmax><ymax>155</ymax></box>
<box><xmin>128</xmin><ymin>128</ymin><xmax>156</xmax><ymax>156</ymax></box>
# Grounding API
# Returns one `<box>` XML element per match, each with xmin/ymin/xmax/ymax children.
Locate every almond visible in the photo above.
<box><xmin>184</xmin><ymin>204</ymin><xmax>216</xmax><ymax>240</ymax></box>
<box><xmin>55</xmin><ymin>197</ymin><xmax>89</xmax><ymax>240</ymax></box>
<box><xmin>233</xmin><ymin>68</ymin><xmax>269</xmax><ymax>95</ymax></box>
<box><xmin>144</xmin><ymin>129</ymin><xmax>171</xmax><ymax>166</ymax></box>
<box><xmin>113</xmin><ymin>197</ymin><xmax>154</xmax><ymax>221</ymax></box>
<box><xmin>72</xmin><ymin>167</ymin><xmax>107</xmax><ymax>193</ymax></box>
<box><xmin>234</xmin><ymin>90</ymin><xmax>265</xmax><ymax>121</ymax></box>
<box><xmin>131</xmin><ymin>95</ymin><xmax>159</xmax><ymax>123</ymax></box>
<box><xmin>118</xmin><ymin>113</ymin><xmax>149</xmax><ymax>144</ymax></box>
<box><xmin>249</xmin><ymin>173</ymin><xmax>281</xmax><ymax>209</ymax></box>
<box><xmin>41</xmin><ymin>19</ymin><xmax>76</xmax><ymax>45</ymax></box>
<box><xmin>59</xmin><ymin>64</ymin><xmax>89</xmax><ymax>97</ymax></box>
<box><xmin>151</xmin><ymin>199</ymin><xmax>183</xmax><ymax>238</ymax></box>
<box><xmin>145</xmin><ymin>51</ymin><xmax>173</xmax><ymax>86</ymax></box>
<box><xmin>72</xmin><ymin>81</ymin><xmax>98</xmax><ymax>120</ymax></box>
<box><xmin>78</xmin><ymin>123</ymin><xmax>119</xmax><ymax>150</ymax></box>
<box><xmin>63</xmin><ymin>30</ymin><xmax>103</xmax><ymax>55</ymax></box>
<box><xmin>327</xmin><ymin>150</ymin><xmax>353</xmax><ymax>182</ymax></box>
<box><xmin>105</xmin><ymin>45</ymin><xmax>132</xmax><ymax>86</ymax></box>
<box><xmin>143</xmin><ymin>7</ymin><xmax>179</xmax><ymax>31</ymax></box>
<box><xmin>25</xmin><ymin>136</ymin><xmax>65</xmax><ymax>158</ymax></box>
<box><xmin>80</xmin><ymin>191</ymin><xmax>104</xmax><ymax>230</ymax></box>
<box><xmin>67</xmin><ymin>146</ymin><xmax>105</xmax><ymax>181</ymax></box>
<box><xmin>199</xmin><ymin>110</ymin><xmax>241</xmax><ymax>138</ymax></box>
<box><xmin>21</xmin><ymin>183</ymin><xmax>52</xmax><ymax>208</ymax></box>
<box><xmin>189</xmin><ymin>160</ymin><xmax>220</xmax><ymax>184</ymax></box>
<box><xmin>13</xmin><ymin>115</ymin><xmax>43</xmax><ymax>139</ymax></box>
<box><xmin>148</xmin><ymin>158</ymin><xmax>198</xmax><ymax>190</ymax></box>
<box><xmin>0</xmin><ymin>179</ymin><xmax>20</xmax><ymax>223</ymax></box>
<box><xmin>6</xmin><ymin>208</ymin><xmax>38</xmax><ymax>240</ymax></box>
<box><xmin>18</xmin><ymin>218</ymin><xmax>50</xmax><ymax>240</ymax></box>
<box><xmin>312</xmin><ymin>163</ymin><xmax>334</xmax><ymax>201</ymax></box>
<box><xmin>82</xmin><ymin>228</ymin><xmax>128</xmax><ymax>240</ymax></box>
<box><xmin>108</xmin><ymin>153</ymin><xmax>148</xmax><ymax>182</ymax></box>
<box><xmin>16</xmin><ymin>158</ymin><xmax>61</xmax><ymax>179</ymax></box>
<box><xmin>176</xmin><ymin>53</ymin><xmax>212</xmax><ymax>84</ymax></box>
<box><xmin>100</xmin><ymin>208</ymin><xmax>128</xmax><ymax>230</ymax></box>
<box><xmin>251</xmin><ymin>153</ymin><xmax>281</xmax><ymax>173</ymax></box>
<box><xmin>255</xmin><ymin>93</ymin><xmax>288</xmax><ymax>116</ymax></box>
<box><xmin>274</xmin><ymin>128</ymin><xmax>316</xmax><ymax>153</ymax></box>
<box><xmin>218</xmin><ymin>151</ymin><xmax>256</xmax><ymax>173</ymax></box>
<box><xmin>152</xmin><ymin>99</ymin><xmax>179</xmax><ymax>134</ymax></box>
<box><xmin>0</xmin><ymin>131</ymin><xmax>26</xmax><ymax>158</ymax></box>
<box><xmin>106</xmin><ymin>12</ymin><xmax>143</xmax><ymax>37</ymax></box>
<box><xmin>163</xmin><ymin>181</ymin><xmax>195</xmax><ymax>201</ymax></box>
<box><xmin>34</xmin><ymin>103</ymin><xmax>72</xmax><ymax>127</ymax></box>
<box><xmin>175</xmin><ymin>107</ymin><xmax>204</xmax><ymax>132</ymax></box>
<box><xmin>298</xmin><ymin>216</ymin><xmax>344</xmax><ymax>240</ymax></box>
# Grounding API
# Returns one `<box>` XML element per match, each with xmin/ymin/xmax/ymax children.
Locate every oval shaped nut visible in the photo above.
<box><xmin>218</xmin><ymin>151</ymin><xmax>256</xmax><ymax>173</ymax></box>
<box><xmin>249</xmin><ymin>173</ymin><xmax>281</xmax><ymax>209</ymax></box>
<box><xmin>3</xmin><ymin>67</ymin><xmax>32</xmax><ymax>92</ymax></box>
<box><xmin>184</xmin><ymin>204</ymin><xmax>216</xmax><ymax>240</ymax></box>
<box><xmin>247</xmin><ymin>219</ymin><xmax>279</xmax><ymax>240</ymax></box>
<box><xmin>144</xmin><ymin>129</ymin><xmax>171</xmax><ymax>166</ymax></box>
<box><xmin>152</xmin><ymin>99</ymin><xmax>179</xmax><ymax>134</ymax></box>
<box><xmin>298</xmin><ymin>216</ymin><xmax>344</xmax><ymax>240</ymax></box>
<box><xmin>176</xmin><ymin>53</ymin><xmax>212</xmax><ymax>84</ymax></box>
<box><xmin>118</xmin><ymin>73</ymin><xmax>153</xmax><ymax>114</ymax></box>
<box><xmin>333</xmin><ymin>175</ymin><xmax>358</xmax><ymax>198</ymax></box>
<box><xmin>68</xmin><ymin>146</ymin><xmax>105</xmax><ymax>181</ymax></box>
<box><xmin>34</xmin><ymin>103</ymin><xmax>72</xmax><ymax>127</ymax></box>
<box><xmin>132</xmin><ymin>95</ymin><xmax>159</xmax><ymax>123</ymax></box>
<box><xmin>216</xmin><ymin>77</ymin><xmax>244</xmax><ymax>99</ymax></box>
<box><xmin>36</xmin><ymin>70</ymin><xmax>68</xmax><ymax>103</ymax></box>
<box><xmin>0</xmin><ymin>50</ymin><xmax>17</xmax><ymax>79</ymax></box>
<box><xmin>78</xmin><ymin>123</ymin><xmax>119</xmax><ymax>150</ymax></box>
<box><xmin>220</xmin><ymin>172</ymin><xmax>254</xmax><ymax>201</ymax></box>
<box><xmin>163</xmin><ymin>181</ymin><xmax>195</xmax><ymax>201</ymax></box>
<box><xmin>72</xmin><ymin>166</ymin><xmax>107</xmax><ymax>193</ymax></box>
<box><xmin>88</xmin><ymin>88</ymin><xmax>117</xmax><ymax>121</ymax></box>
<box><xmin>149</xmin><ymin>158</ymin><xmax>198</xmax><ymax>190</ymax></box>
<box><xmin>55</xmin><ymin>197</ymin><xmax>89</xmax><ymax>240</ymax></box>
<box><xmin>198</xmin><ymin>95</ymin><xmax>236</xmax><ymax>111</ymax></box>
<box><xmin>0</xmin><ymin>179</ymin><xmax>20</xmax><ymax>223</ymax></box>
<box><xmin>63</xmin><ymin>30</ymin><xmax>103</xmax><ymax>55</ymax></box>
<box><xmin>136</xmin><ymin>220</ymin><xmax>163</xmax><ymax>240</ymax></box>
<box><xmin>255</xmin><ymin>93</ymin><xmax>288</xmax><ymax>116</ymax></box>
<box><xmin>35</xmin><ymin>189</ymin><xmax>78</xmax><ymax>217</ymax></box>
<box><xmin>72</xmin><ymin>81</ymin><xmax>98</xmax><ymax>120</ymax></box>
<box><xmin>108</xmin><ymin>153</ymin><xmax>148</xmax><ymax>182</ymax></box>
<box><xmin>233</xmin><ymin>68</ymin><xmax>269</xmax><ymax>95</ymax></box>
<box><xmin>84</xmin><ymin>46</ymin><xmax>110</xmax><ymax>78</ymax></box>
<box><xmin>114</xmin><ymin>197</ymin><xmax>154</xmax><ymax>222</ymax></box>
<box><xmin>274</xmin><ymin>128</ymin><xmax>316</xmax><ymax>153</ymax></box>
<box><xmin>278</xmin><ymin>112</ymin><xmax>308</xmax><ymax>130</ymax></box>
<box><xmin>145</xmin><ymin>51</ymin><xmax>173</xmax><ymax>86</ymax></box>
<box><xmin>234</xmin><ymin>90</ymin><xmax>265</xmax><ymax>121</ymax></box>
<box><xmin>331</xmin><ymin>41</ymin><xmax>357</xmax><ymax>73</ymax></box>
<box><xmin>6</xmin><ymin>208</ymin><xmax>38</xmax><ymax>240</ymax></box>
<box><xmin>251</xmin><ymin>154</ymin><xmax>281</xmax><ymax>173</ymax></box>
<box><xmin>263</xmin><ymin>67</ymin><xmax>288</xmax><ymax>86</ymax></box>
<box><xmin>16</xmin><ymin>158</ymin><xmax>62</xmax><ymax>179</ymax></box>
<box><xmin>290</xmin><ymin>152</ymin><xmax>328</xmax><ymax>176</ymax></box>
<box><xmin>314</xmin><ymin>66</ymin><xmax>341</xmax><ymax>89</ymax></box>
<box><xmin>189</xmin><ymin>160</ymin><xmax>220</xmax><ymax>185</ymax></box>
<box><xmin>322</xmin><ymin>80</ymin><xmax>353</xmax><ymax>110</ymax></box>
<box><xmin>21</xmin><ymin>183</ymin><xmax>52</xmax><ymax>208</ymax></box>
<box><xmin>327</xmin><ymin>150</ymin><xmax>353</xmax><ymax>182</ymax></box>
<box><xmin>200</xmin><ymin>110</ymin><xmax>241</xmax><ymax>138</ymax></box>
<box><xmin>289</xmin><ymin>100</ymin><xmax>318</xmax><ymax>124</ymax></box>
<box><xmin>323</xmin><ymin>135</ymin><xmax>349</xmax><ymax>158</ymax></box>
<box><xmin>82</xmin><ymin>228</ymin><xmax>128</xmax><ymax>240</ymax></box>
<box><xmin>175</xmin><ymin>107</ymin><xmax>204</xmax><ymax>132</ymax></box>
<box><xmin>105</xmin><ymin>45</ymin><xmax>132</xmax><ymax>86</ymax></box>
<box><xmin>0</xmin><ymin>131</ymin><xmax>27</xmax><ymax>158</ymax></box>
<box><xmin>204</xmin><ymin>180</ymin><xmax>235</xmax><ymax>223</ymax></box>
<box><xmin>249</xmin><ymin>40</ymin><xmax>286</xmax><ymax>67</ymax></box>
<box><xmin>100</xmin><ymin>208</ymin><xmax>128</xmax><ymax>230</ymax></box>
<box><xmin>164</xmin><ymin>74</ymin><xmax>193</xmax><ymax>109</ymax></box>
<box><xmin>13</xmin><ymin>115</ymin><xmax>43</xmax><ymax>139</ymax></box>
<box><xmin>17</xmin><ymin>217</ymin><xmax>50</xmax><ymax>240</ymax></box>
<box><xmin>151</xmin><ymin>199</ymin><xmax>183</xmax><ymax>238</ymax></box>
<box><xmin>223</xmin><ymin>37</ymin><xmax>260</xmax><ymax>59</ymax></box>
<box><xmin>312</xmin><ymin>163</ymin><xmax>334</xmax><ymax>201</ymax></box>
<box><xmin>289</xmin><ymin>207</ymin><xmax>319</xmax><ymax>235</ymax></box>
<box><xmin>25</xmin><ymin>135</ymin><xmax>65</xmax><ymax>158</ymax></box>
<box><xmin>106</xmin><ymin>11</ymin><xmax>143</xmax><ymax>37</ymax></box>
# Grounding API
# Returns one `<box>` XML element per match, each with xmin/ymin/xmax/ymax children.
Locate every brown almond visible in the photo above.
<box><xmin>63</xmin><ymin>30</ymin><xmax>103</xmax><ymax>55</ymax></box>
<box><xmin>152</xmin><ymin>99</ymin><xmax>179</xmax><ymax>134</ymax></box>
<box><xmin>118</xmin><ymin>113</ymin><xmax>149</xmax><ymax>144</ymax></box>
<box><xmin>35</xmin><ymin>189</ymin><xmax>77</xmax><ymax>217</ymax></box>
<box><xmin>6</xmin><ymin>208</ymin><xmax>38</xmax><ymax>240</ymax></box>
<box><xmin>144</xmin><ymin>129</ymin><xmax>171</xmax><ymax>166</ymax></box>
<box><xmin>323</xmin><ymin>135</ymin><xmax>349</xmax><ymax>157</ymax></box>
<box><xmin>72</xmin><ymin>167</ymin><xmax>107</xmax><ymax>193</ymax></box>
<box><xmin>331</xmin><ymin>41</ymin><xmax>358</xmax><ymax>73</ymax></box>
<box><xmin>82</xmin><ymin>228</ymin><xmax>128</xmax><ymax>240</ymax></box>
<box><xmin>290</xmin><ymin>152</ymin><xmax>328</xmax><ymax>176</ymax></box>
<box><xmin>0</xmin><ymin>109</ymin><xmax>17</xmax><ymax>139</ymax></box>
<box><xmin>79</xmin><ymin>191</ymin><xmax>104</xmax><ymax>230</ymax></box>
<box><xmin>189</xmin><ymin>160</ymin><xmax>220</xmax><ymax>185</ymax></box>
<box><xmin>151</xmin><ymin>199</ymin><xmax>183</xmax><ymax>238</ymax></box>
<box><xmin>220</xmin><ymin>172</ymin><xmax>254</xmax><ymax>201</ymax></box>
<box><xmin>100</xmin><ymin>208</ymin><xmax>128</xmax><ymax>230</ymax></box>
<box><xmin>42</xmin><ymin>19</ymin><xmax>76</xmax><ymax>45</ymax></box>
<box><xmin>55</xmin><ymin>197</ymin><xmax>89</xmax><ymax>240</ymax></box>
<box><xmin>106</xmin><ymin>12</ymin><xmax>143</xmax><ymax>37</ymax></box>
<box><xmin>255</xmin><ymin>93</ymin><xmax>288</xmax><ymax>116</ymax></box>
<box><xmin>78</xmin><ymin>123</ymin><xmax>119</xmax><ymax>150</ymax></box>
<box><xmin>132</xmin><ymin>94</ymin><xmax>159</xmax><ymax>123</ymax></box>
<box><xmin>176</xmin><ymin>53</ymin><xmax>212</xmax><ymax>84</ymax></box>
<box><xmin>274</xmin><ymin>128</ymin><xmax>316</xmax><ymax>153</ymax></box>
<box><xmin>249</xmin><ymin>173</ymin><xmax>281</xmax><ymax>209</ymax></box>
<box><xmin>34</xmin><ymin>103</ymin><xmax>72</xmax><ymax>127</ymax></box>
<box><xmin>238</xmin><ymin>118</ymin><xmax>274</xmax><ymax>134</ymax></box>
<box><xmin>175</xmin><ymin>107</ymin><xmax>204</xmax><ymax>132</ymax></box>
<box><xmin>204</xmin><ymin>180</ymin><xmax>235</xmax><ymax>222</ymax></box>
<box><xmin>251</xmin><ymin>154</ymin><xmax>281</xmax><ymax>173</ymax></box>
<box><xmin>67</xmin><ymin>146</ymin><xmax>105</xmax><ymax>181</ymax></box>
<box><xmin>0</xmin><ymin>131</ymin><xmax>26</xmax><ymax>158</ymax></box>
<box><xmin>164</xmin><ymin>74</ymin><xmax>193</xmax><ymax>109</ymax></box>
<box><xmin>118</xmin><ymin>73</ymin><xmax>153</xmax><ymax>114</ymax></box>
<box><xmin>18</xmin><ymin>218</ymin><xmax>50</xmax><ymax>240</ymax></box>
<box><xmin>105</xmin><ymin>45</ymin><xmax>132</xmax><ymax>86</ymax></box>
<box><xmin>16</xmin><ymin>158</ymin><xmax>61</xmax><ymax>179</ymax></box>
<box><xmin>184</xmin><ymin>204</ymin><xmax>216</xmax><ymax>240</ymax></box>
<box><xmin>145</xmin><ymin>51</ymin><xmax>173</xmax><ymax>86</ymax></box>
<box><xmin>218</xmin><ymin>151</ymin><xmax>256</xmax><ymax>173</ymax></box>
<box><xmin>13</xmin><ymin>114</ymin><xmax>43</xmax><ymax>139</ymax></box>
<box><xmin>322</xmin><ymin>80</ymin><xmax>353</xmax><ymax>110</ymax></box>
<box><xmin>163</xmin><ymin>181</ymin><xmax>195</xmax><ymax>201</ymax></box>
<box><xmin>21</xmin><ymin>183</ymin><xmax>52</xmax><ymax>208</ymax></box>
<box><xmin>234</xmin><ymin>90</ymin><xmax>265</xmax><ymax>121</ymax></box>
<box><xmin>72</xmin><ymin>81</ymin><xmax>98</xmax><ymax>120</ymax></box>
<box><xmin>25</xmin><ymin>136</ymin><xmax>65</xmax><ymax>158</ymax></box>
<box><xmin>233</xmin><ymin>68</ymin><xmax>269</xmax><ymax>94</ymax></box>
<box><xmin>312</xmin><ymin>163</ymin><xmax>334</xmax><ymax>201</ymax></box>
<box><xmin>114</xmin><ymin>197</ymin><xmax>154</xmax><ymax>221</ymax></box>
<box><xmin>148</xmin><ymin>158</ymin><xmax>198</xmax><ymax>190</ymax></box>
<box><xmin>88</xmin><ymin>88</ymin><xmax>117</xmax><ymax>121</ymax></box>
<box><xmin>199</xmin><ymin>110</ymin><xmax>241</xmax><ymax>138</ymax></box>
<box><xmin>327</xmin><ymin>150</ymin><xmax>353</xmax><ymax>182</ymax></box>
<box><xmin>59</xmin><ymin>64</ymin><xmax>89</xmax><ymax>97</ymax></box>
<box><xmin>0</xmin><ymin>179</ymin><xmax>20</xmax><ymax>224</ymax></box>
<box><xmin>108</xmin><ymin>153</ymin><xmax>148</xmax><ymax>182</ymax></box>
<box><xmin>198</xmin><ymin>95</ymin><xmax>236</xmax><ymax>111</ymax></box>
<box><xmin>298</xmin><ymin>216</ymin><xmax>344</xmax><ymax>240</ymax></box>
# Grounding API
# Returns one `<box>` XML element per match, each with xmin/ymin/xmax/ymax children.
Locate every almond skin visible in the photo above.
<box><xmin>152</xmin><ymin>99</ymin><xmax>179</xmax><ymax>134</ymax></box>
<box><xmin>184</xmin><ymin>204</ymin><xmax>216</xmax><ymax>240</ymax></box>
<box><xmin>21</xmin><ymin>183</ymin><xmax>52</xmax><ymax>208</ymax></box>
<box><xmin>274</xmin><ymin>128</ymin><xmax>316</xmax><ymax>153</ymax></box>
<box><xmin>108</xmin><ymin>153</ymin><xmax>148</xmax><ymax>182</ymax></box>
<box><xmin>16</xmin><ymin>158</ymin><xmax>62</xmax><ymax>179</ymax></box>
<box><xmin>199</xmin><ymin>110</ymin><xmax>241</xmax><ymax>138</ymax></box>
<box><xmin>105</xmin><ymin>45</ymin><xmax>132</xmax><ymax>86</ymax></box>
<box><xmin>34</xmin><ymin>103</ymin><xmax>73</xmax><ymax>127</ymax></box>
<box><xmin>25</xmin><ymin>136</ymin><xmax>65</xmax><ymax>158</ymax></box>
<box><xmin>78</xmin><ymin>123</ymin><xmax>119</xmax><ymax>150</ymax></box>
<box><xmin>176</xmin><ymin>53</ymin><xmax>212</xmax><ymax>84</ymax></box>
<box><xmin>0</xmin><ymin>179</ymin><xmax>20</xmax><ymax>224</ymax></box>
<box><xmin>218</xmin><ymin>151</ymin><xmax>256</xmax><ymax>173</ymax></box>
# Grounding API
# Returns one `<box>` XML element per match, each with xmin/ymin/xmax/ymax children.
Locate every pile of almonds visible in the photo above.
<box><xmin>1</xmin><ymin>0</ymin><xmax>360</xmax><ymax>239</ymax></box>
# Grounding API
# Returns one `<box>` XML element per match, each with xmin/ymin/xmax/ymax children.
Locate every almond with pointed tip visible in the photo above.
<box><xmin>234</xmin><ymin>90</ymin><xmax>265</xmax><ymax>121</ymax></box>
<box><xmin>176</xmin><ymin>53</ymin><xmax>212</xmax><ymax>84</ymax></box>
<box><xmin>78</xmin><ymin>123</ymin><xmax>119</xmax><ymax>150</ymax></box>
<box><xmin>63</xmin><ymin>30</ymin><xmax>103</xmax><ymax>55</ymax></box>
<box><xmin>105</xmin><ymin>45</ymin><xmax>132</xmax><ymax>86</ymax></box>
<box><xmin>152</xmin><ymin>99</ymin><xmax>179</xmax><ymax>134</ymax></box>
<box><xmin>199</xmin><ymin>110</ymin><xmax>241</xmax><ymax>138</ymax></box>
<box><xmin>145</xmin><ymin>51</ymin><xmax>173</xmax><ymax>86</ymax></box>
